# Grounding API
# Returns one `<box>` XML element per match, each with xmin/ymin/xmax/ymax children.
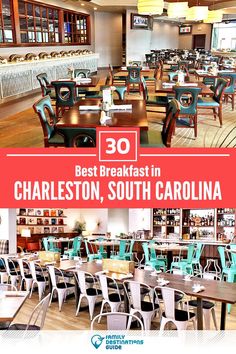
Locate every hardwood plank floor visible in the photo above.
<box><xmin>13</xmin><ymin>289</ymin><xmax>236</xmax><ymax>330</ymax></box>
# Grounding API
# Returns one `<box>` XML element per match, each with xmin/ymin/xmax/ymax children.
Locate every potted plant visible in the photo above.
<box><xmin>73</xmin><ymin>220</ymin><xmax>86</xmax><ymax>236</ymax></box>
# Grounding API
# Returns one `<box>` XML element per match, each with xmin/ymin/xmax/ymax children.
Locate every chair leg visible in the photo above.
<box><xmin>194</xmin><ymin>115</ymin><xmax>197</xmax><ymax>138</ymax></box>
<box><xmin>218</xmin><ymin>106</ymin><xmax>223</xmax><ymax>126</ymax></box>
<box><xmin>159</xmin><ymin>317</ymin><xmax>169</xmax><ymax>331</ymax></box>
<box><xmin>76</xmin><ymin>294</ymin><xmax>83</xmax><ymax>316</ymax></box>
<box><xmin>29</xmin><ymin>281</ymin><xmax>36</xmax><ymax>298</ymax></box>
<box><xmin>98</xmin><ymin>300</ymin><xmax>106</xmax><ymax>323</ymax></box>
<box><xmin>141</xmin><ymin>312</ymin><xmax>153</xmax><ymax>330</ymax></box>
<box><xmin>88</xmin><ymin>296</ymin><xmax>97</xmax><ymax>321</ymax></box>
<box><xmin>211</xmin><ymin>308</ymin><xmax>218</xmax><ymax>330</ymax></box>
<box><xmin>203</xmin><ymin>308</ymin><xmax>211</xmax><ymax>330</ymax></box>
<box><xmin>232</xmin><ymin>93</ymin><xmax>235</xmax><ymax>111</ymax></box>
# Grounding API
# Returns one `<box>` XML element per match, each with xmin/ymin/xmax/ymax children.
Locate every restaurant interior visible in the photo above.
<box><xmin>0</xmin><ymin>207</ymin><xmax>236</xmax><ymax>331</ymax></box>
<box><xmin>0</xmin><ymin>0</ymin><xmax>236</xmax><ymax>147</ymax></box>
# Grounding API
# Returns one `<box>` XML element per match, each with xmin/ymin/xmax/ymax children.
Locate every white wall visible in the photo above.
<box><xmin>126</xmin><ymin>9</ymin><xmax>152</xmax><ymax>64</ymax></box>
<box><xmin>66</xmin><ymin>209</ymin><xmax>108</xmax><ymax>234</ymax></box>
<box><xmin>129</xmin><ymin>208</ymin><xmax>151</xmax><ymax>232</ymax></box>
<box><xmin>0</xmin><ymin>209</ymin><xmax>17</xmax><ymax>253</ymax></box>
<box><xmin>107</xmin><ymin>209</ymin><xmax>129</xmax><ymax>237</ymax></box>
<box><xmin>150</xmin><ymin>22</ymin><xmax>179</xmax><ymax>50</ymax></box>
<box><xmin>94</xmin><ymin>12</ymin><xmax>123</xmax><ymax>67</ymax></box>
<box><xmin>126</xmin><ymin>9</ymin><xmax>179</xmax><ymax>64</ymax></box>
<box><xmin>0</xmin><ymin>0</ymin><xmax>95</xmax><ymax>57</ymax></box>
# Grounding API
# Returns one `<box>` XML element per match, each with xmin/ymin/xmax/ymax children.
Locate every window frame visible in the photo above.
<box><xmin>0</xmin><ymin>0</ymin><xmax>91</xmax><ymax>47</ymax></box>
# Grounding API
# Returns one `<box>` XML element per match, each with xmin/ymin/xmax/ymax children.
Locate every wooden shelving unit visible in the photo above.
<box><xmin>16</xmin><ymin>208</ymin><xmax>67</xmax><ymax>235</ymax></box>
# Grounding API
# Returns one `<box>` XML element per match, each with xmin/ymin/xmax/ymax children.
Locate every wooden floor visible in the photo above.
<box><xmin>13</xmin><ymin>288</ymin><xmax>236</xmax><ymax>330</ymax></box>
<box><xmin>0</xmin><ymin>70</ymin><xmax>235</xmax><ymax>148</ymax></box>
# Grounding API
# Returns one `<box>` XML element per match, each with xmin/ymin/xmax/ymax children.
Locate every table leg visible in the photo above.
<box><xmin>220</xmin><ymin>302</ymin><xmax>226</xmax><ymax>330</ymax></box>
<box><xmin>107</xmin><ymin>245</ymin><xmax>111</xmax><ymax>259</ymax></box>
<box><xmin>197</xmin><ymin>297</ymin><xmax>203</xmax><ymax>330</ymax></box>
<box><xmin>167</xmin><ymin>251</ymin><xmax>173</xmax><ymax>270</ymax></box>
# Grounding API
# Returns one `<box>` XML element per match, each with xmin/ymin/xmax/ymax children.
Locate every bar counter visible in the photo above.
<box><xmin>0</xmin><ymin>53</ymin><xmax>99</xmax><ymax>100</ymax></box>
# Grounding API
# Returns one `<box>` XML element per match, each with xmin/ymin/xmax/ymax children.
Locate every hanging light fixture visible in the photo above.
<box><xmin>203</xmin><ymin>10</ymin><xmax>223</xmax><ymax>23</ymax></box>
<box><xmin>168</xmin><ymin>2</ymin><xmax>189</xmax><ymax>19</ymax></box>
<box><xmin>137</xmin><ymin>0</ymin><xmax>164</xmax><ymax>15</ymax></box>
<box><xmin>186</xmin><ymin>5</ymin><xmax>208</xmax><ymax>21</ymax></box>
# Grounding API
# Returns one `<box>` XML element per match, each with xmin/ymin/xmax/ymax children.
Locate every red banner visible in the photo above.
<box><xmin>0</xmin><ymin>128</ymin><xmax>234</xmax><ymax>208</ymax></box>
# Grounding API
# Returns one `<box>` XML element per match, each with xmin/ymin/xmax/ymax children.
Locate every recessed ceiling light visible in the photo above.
<box><xmin>81</xmin><ymin>3</ymin><xmax>85</xmax><ymax>6</ymax></box>
<box><xmin>94</xmin><ymin>7</ymin><xmax>97</xmax><ymax>10</ymax></box>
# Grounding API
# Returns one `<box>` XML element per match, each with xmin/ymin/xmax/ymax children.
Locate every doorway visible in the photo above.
<box><xmin>192</xmin><ymin>34</ymin><xmax>206</xmax><ymax>49</ymax></box>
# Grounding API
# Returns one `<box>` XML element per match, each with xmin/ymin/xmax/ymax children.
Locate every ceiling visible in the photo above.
<box><xmin>63</xmin><ymin>0</ymin><xmax>236</xmax><ymax>14</ymax></box>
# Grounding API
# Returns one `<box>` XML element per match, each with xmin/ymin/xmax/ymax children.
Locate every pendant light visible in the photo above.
<box><xmin>137</xmin><ymin>0</ymin><xmax>164</xmax><ymax>15</ymax></box>
<box><xmin>203</xmin><ymin>10</ymin><xmax>223</xmax><ymax>23</ymax></box>
<box><xmin>186</xmin><ymin>1</ymin><xmax>208</xmax><ymax>21</ymax></box>
<box><xmin>168</xmin><ymin>2</ymin><xmax>189</xmax><ymax>19</ymax></box>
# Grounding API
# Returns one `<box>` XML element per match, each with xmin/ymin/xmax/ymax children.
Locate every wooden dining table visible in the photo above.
<box><xmin>0</xmin><ymin>291</ymin><xmax>29</xmax><ymax>323</ymax></box>
<box><xmin>56</xmin><ymin>99</ymin><xmax>149</xmax><ymax>147</ymax></box>
<box><xmin>155</xmin><ymin>80</ymin><xmax>214</xmax><ymax>96</ymax></box>
<box><xmin>148</xmin><ymin>243</ymin><xmax>188</xmax><ymax>269</ymax></box>
<box><xmin>57</xmin><ymin>260</ymin><xmax>236</xmax><ymax>330</ymax></box>
<box><xmin>48</xmin><ymin>76</ymin><xmax>100</xmax><ymax>88</ymax></box>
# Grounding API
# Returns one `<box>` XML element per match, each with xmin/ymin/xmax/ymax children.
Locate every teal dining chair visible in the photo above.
<box><xmin>219</xmin><ymin>72</ymin><xmax>236</xmax><ymax>110</ymax></box>
<box><xmin>143</xmin><ymin>98</ymin><xmax>180</xmax><ymax>148</ymax></box>
<box><xmin>51</xmin><ymin>80</ymin><xmax>77</xmax><ymax>116</ymax></box>
<box><xmin>141</xmin><ymin>76</ymin><xmax>169</xmax><ymax>112</ymax></box>
<box><xmin>149</xmin><ymin>240</ymin><xmax>167</xmax><ymax>271</ymax></box>
<box><xmin>170</xmin><ymin>243</ymin><xmax>195</xmax><ymax>274</ymax></box>
<box><xmin>101</xmin><ymin>85</ymin><xmax>127</xmax><ymax>100</ymax></box>
<box><xmin>36</xmin><ymin>73</ymin><xmax>56</xmax><ymax>99</ymax></box>
<box><xmin>142</xmin><ymin>242</ymin><xmax>166</xmax><ymax>271</ymax></box>
<box><xmin>47</xmin><ymin>236</ymin><xmax>60</xmax><ymax>253</ymax></box>
<box><xmin>110</xmin><ymin>240</ymin><xmax>127</xmax><ymax>260</ymax></box>
<box><xmin>96</xmin><ymin>237</ymin><xmax>107</xmax><ymax>259</ymax></box>
<box><xmin>192</xmin><ymin>243</ymin><xmax>204</xmax><ymax>275</ymax></box>
<box><xmin>74</xmin><ymin>69</ymin><xmax>90</xmax><ymax>78</ymax></box>
<box><xmin>123</xmin><ymin>240</ymin><xmax>135</xmax><ymax>261</ymax></box>
<box><xmin>126</xmin><ymin>66</ymin><xmax>142</xmax><ymax>95</ymax></box>
<box><xmin>64</xmin><ymin>237</ymin><xmax>82</xmax><ymax>259</ymax></box>
<box><xmin>84</xmin><ymin>240</ymin><xmax>102</xmax><ymax>262</ymax></box>
<box><xmin>197</xmin><ymin>77</ymin><xmax>228</xmax><ymax>127</ymax></box>
<box><xmin>218</xmin><ymin>246</ymin><xmax>236</xmax><ymax>313</ymax></box>
<box><xmin>173</xmin><ymin>86</ymin><xmax>202</xmax><ymax>138</ymax></box>
<box><xmin>33</xmin><ymin>96</ymin><xmax>65</xmax><ymax>147</ymax></box>
<box><xmin>42</xmin><ymin>237</ymin><xmax>49</xmax><ymax>251</ymax></box>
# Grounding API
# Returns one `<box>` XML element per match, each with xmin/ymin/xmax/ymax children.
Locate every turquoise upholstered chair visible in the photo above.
<box><xmin>36</xmin><ymin>73</ymin><xmax>55</xmax><ymax>99</ymax></box>
<box><xmin>84</xmin><ymin>240</ymin><xmax>102</xmax><ymax>262</ymax></box>
<box><xmin>168</xmin><ymin>71</ymin><xmax>188</xmax><ymax>82</ymax></box>
<box><xmin>109</xmin><ymin>64</ymin><xmax>127</xmax><ymax>84</ymax></box>
<box><xmin>126</xmin><ymin>66</ymin><xmax>142</xmax><ymax>95</ymax></box>
<box><xmin>173</xmin><ymin>86</ymin><xmax>202</xmax><ymax>138</ymax></box>
<box><xmin>197</xmin><ymin>78</ymin><xmax>228</xmax><ymax>127</ymax></box>
<box><xmin>51</xmin><ymin>80</ymin><xmax>77</xmax><ymax>116</ymax></box>
<box><xmin>101</xmin><ymin>85</ymin><xmax>127</xmax><ymax>100</ymax></box>
<box><xmin>219</xmin><ymin>72</ymin><xmax>236</xmax><ymax>110</ymax></box>
<box><xmin>74</xmin><ymin>69</ymin><xmax>90</xmax><ymax>78</ymax></box>
<box><xmin>64</xmin><ymin>237</ymin><xmax>82</xmax><ymax>259</ymax></box>
<box><xmin>142</xmin><ymin>242</ymin><xmax>166</xmax><ymax>271</ymax></box>
<box><xmin>218</xmin><ymin>246</ymin><xmax>236</xmax><ymax>313</ymax></box>
<box><xmin>203</xmin><ymin>76</ymin><xmax>216</xmax><ymax>87</ymax></box>
<box><xmin>33</xmin><ymin>95</ymin><xmax>65</xmax><ymax>147</ymax></box>
<box><xmin>141</xmin><ymin>76</ymin><xmax>169</xmax><ymax>112</ymax></box>
<box><xmin>170</xmin><ymin>244</ymin><xmax>195</xmax><ymax>275</ymax></box>
<box><xmin>143</xmin><ymin>98</ymin><xmax>180</xmax><ymax>148</ymax></box>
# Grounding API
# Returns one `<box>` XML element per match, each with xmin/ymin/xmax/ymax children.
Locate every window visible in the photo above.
<box><xmin>64</xmin><ymin>10</ymin><xmax>89</xmax><ymax>44</ymax></box>
<box><xmin>212</xmin><ymin>22</ymin><xmax>236</xmax><ymax>50</ymax></box>
<box><xmin>0</xmin><ymin>0</ymin><xmax>14</xmax><ymax>43</ymax></box>
<box><xmin>18</xmin><ymin>0</ymin><xmax>60</xmax><ymax>43</ymax></box>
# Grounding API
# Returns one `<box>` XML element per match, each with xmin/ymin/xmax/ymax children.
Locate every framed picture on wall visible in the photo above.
<box><xmin>131</xmin><ymin>13</ymin><xmax>153</xmax><ymax>30</ymax></box>
<box><xmin>179</xmin><ymin>25</ymin><xmax>192</xmax><ymax>34</ymax></box>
